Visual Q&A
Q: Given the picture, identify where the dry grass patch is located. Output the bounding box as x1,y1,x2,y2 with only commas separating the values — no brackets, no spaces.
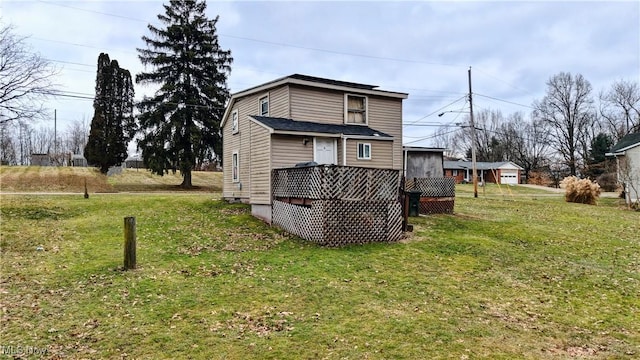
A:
0,166,222,193
0,166,113,192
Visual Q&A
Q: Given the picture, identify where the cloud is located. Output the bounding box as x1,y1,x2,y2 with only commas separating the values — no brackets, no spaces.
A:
1,0,638,148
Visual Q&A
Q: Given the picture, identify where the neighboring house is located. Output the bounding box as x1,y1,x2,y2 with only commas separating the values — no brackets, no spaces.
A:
221,74,408,222
444,160,523,185
403,146,445,179
606,132,640,205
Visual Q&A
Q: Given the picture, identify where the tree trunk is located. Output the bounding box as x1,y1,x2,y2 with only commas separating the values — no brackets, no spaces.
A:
181,170,192,188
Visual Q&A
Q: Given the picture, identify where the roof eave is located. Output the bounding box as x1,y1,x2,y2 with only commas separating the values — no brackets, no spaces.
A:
612,142,640,153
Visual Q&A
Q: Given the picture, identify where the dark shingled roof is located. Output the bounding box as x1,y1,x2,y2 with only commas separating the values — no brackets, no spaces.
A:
288,74,378,90
610,132,640,153
251,116,392,137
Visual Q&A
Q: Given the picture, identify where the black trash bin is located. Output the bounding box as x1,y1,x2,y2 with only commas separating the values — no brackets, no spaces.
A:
407,190,422,217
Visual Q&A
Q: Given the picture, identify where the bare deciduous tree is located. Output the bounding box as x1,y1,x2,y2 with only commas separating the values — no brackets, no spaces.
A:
0,24,58,124
65,118,89,155
599,80,640,140
499,113,552,181
533,72,595,176
0,121,17,164
430,125,463,158
473,109,506,162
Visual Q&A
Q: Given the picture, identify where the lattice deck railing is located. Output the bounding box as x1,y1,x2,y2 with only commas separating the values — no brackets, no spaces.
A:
272,165,400,201
405,177,455,214
271,165,403,246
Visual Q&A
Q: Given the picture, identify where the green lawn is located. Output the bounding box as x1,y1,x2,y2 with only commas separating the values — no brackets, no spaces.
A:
1,192,638,359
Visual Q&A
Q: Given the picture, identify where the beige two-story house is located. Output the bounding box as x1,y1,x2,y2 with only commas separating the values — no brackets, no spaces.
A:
221,74,408,222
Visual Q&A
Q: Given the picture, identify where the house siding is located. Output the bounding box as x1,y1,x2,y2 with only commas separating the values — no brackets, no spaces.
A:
269,85,289,118
289,87,402,169
222,111,246,200
271,134,314,169
289,85,344,124
623,146,640,201
368,96,403,170
345,139,393,168
223,93,266,201
249,122,271,205
222,86,291,202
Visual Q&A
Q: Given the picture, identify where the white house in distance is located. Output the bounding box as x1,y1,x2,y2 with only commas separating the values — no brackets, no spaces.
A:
607,132,640,205
220,74,408,222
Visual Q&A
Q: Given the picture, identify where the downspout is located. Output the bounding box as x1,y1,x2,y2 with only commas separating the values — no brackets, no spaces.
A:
342,134,347,166
403,148,407,179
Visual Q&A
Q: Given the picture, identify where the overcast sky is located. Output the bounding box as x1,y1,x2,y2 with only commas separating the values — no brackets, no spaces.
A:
2,0,639,149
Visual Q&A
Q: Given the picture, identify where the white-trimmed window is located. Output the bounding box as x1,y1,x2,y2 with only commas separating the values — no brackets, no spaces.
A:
345,94,367,124
259,96,269,116
231,110,239,134
232,151,239,183
357,142,371,160
452,170,459,176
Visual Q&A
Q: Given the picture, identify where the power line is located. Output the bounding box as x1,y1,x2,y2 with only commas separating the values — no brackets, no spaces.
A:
403,95,467,127
474,67,535,97
36,0,148,23
45,58,94,68
32,36,137,55
404,128,461,146
474,93,535,109
34,0,466,68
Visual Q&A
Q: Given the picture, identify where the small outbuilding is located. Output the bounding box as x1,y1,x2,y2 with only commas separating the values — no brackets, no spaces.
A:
70,154,87,167
403,146,445,178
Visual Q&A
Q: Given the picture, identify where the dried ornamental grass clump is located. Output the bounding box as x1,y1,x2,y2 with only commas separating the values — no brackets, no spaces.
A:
560,176,601,205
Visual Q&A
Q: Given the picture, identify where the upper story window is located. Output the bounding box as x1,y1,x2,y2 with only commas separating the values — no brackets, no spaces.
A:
231,110,239,134
345,94,367,124
259,96,269,116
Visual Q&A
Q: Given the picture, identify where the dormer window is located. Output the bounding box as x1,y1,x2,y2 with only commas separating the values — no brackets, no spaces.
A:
345,94,367,124
231,110,239,134
259,96,269,116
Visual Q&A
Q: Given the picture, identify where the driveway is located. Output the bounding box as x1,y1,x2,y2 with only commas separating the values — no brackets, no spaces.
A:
518,184,620,198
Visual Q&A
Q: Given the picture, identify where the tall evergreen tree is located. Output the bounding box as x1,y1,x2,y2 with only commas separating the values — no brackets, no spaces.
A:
136,0,232,187
84,53,135,173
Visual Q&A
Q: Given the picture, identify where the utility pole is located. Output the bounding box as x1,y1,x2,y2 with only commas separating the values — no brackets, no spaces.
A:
468,67,478,198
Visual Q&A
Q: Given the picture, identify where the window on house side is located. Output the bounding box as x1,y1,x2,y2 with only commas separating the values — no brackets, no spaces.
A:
231,110,239,134
452,170,458,176
259,96,269,116
357,143,371,160
232,152,239,182
346,95,367,124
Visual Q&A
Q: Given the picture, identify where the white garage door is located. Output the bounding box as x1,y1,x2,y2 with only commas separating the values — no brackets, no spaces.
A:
500,169,518,184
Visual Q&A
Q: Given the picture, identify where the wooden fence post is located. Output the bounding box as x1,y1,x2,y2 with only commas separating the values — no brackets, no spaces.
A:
124,217,136,270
